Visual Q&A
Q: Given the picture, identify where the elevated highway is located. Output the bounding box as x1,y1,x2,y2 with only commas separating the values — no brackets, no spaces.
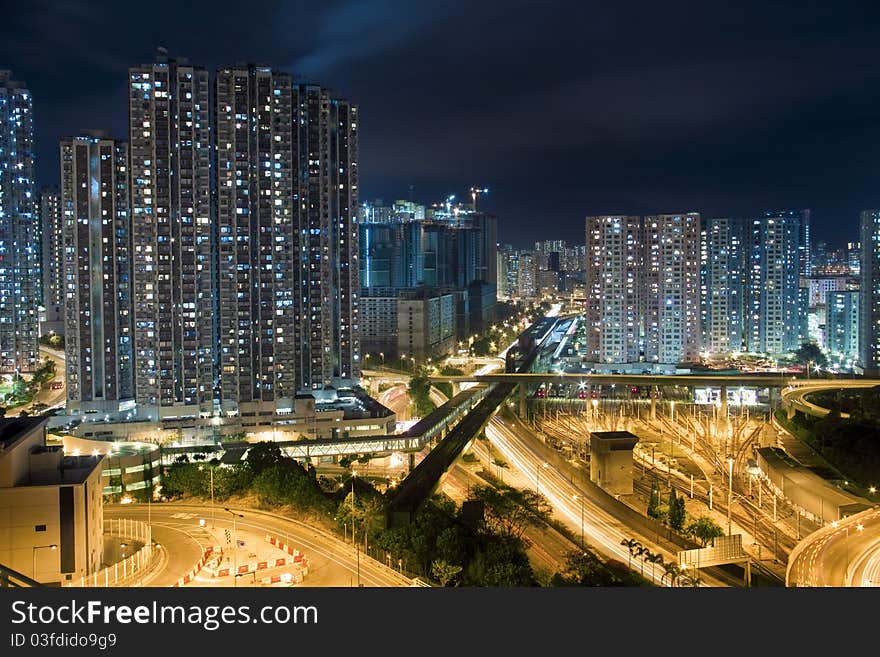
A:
780,379,880,419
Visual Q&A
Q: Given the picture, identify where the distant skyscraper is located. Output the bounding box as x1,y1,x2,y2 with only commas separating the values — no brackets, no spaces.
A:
763,210,811,344
215,65,296,415
584,216,642,364
827,290,859,364
60,132,133,414
129,55,213,418
847,241,861,276
746,212,803,355
860,210,880,374
0,71,38,373
700,217,744,355
292,84,360,392
517,251,537,300
39,186,64,335
644,213,701,363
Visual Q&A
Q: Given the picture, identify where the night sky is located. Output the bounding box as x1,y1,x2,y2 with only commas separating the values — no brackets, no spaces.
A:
4,0,880,249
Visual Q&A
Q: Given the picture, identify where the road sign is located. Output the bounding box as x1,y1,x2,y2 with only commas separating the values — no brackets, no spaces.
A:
678,534,748,568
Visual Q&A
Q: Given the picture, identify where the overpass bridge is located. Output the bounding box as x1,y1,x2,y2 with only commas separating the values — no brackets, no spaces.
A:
779,379,880,419
430,372,797,419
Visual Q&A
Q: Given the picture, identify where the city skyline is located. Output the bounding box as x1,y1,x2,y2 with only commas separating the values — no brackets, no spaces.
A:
4,2,880,248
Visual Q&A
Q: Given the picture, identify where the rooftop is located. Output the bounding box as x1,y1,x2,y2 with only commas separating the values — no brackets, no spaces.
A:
0,416,49,451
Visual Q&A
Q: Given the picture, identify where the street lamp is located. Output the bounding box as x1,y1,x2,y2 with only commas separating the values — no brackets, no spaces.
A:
727,456,734,535
351,472,361,587
199,464,215,528
572,494,584,548
536,461,548,494
224,508,245,587
32,544,57,581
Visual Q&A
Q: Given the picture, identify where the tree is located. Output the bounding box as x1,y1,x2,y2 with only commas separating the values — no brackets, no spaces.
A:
471,484,551,540
245,441,283,475
687,516,724,547
620,538,641,569
431,559,462,586
794,342,828,368
634,544,648,577
661,560,681,587
645,550,664,581
647,477,661,519
667,489,686,531
407,370,434,417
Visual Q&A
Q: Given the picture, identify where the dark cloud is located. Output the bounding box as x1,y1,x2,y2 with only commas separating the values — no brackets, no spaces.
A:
3,0,880,248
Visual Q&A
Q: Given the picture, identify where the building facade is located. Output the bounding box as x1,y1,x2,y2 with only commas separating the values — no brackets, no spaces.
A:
746,212,803,355
0,71,39,373
39,187,64,336
584,216,643,364
860,210,880,374
293,84,361,394
644,213,701,364
0,417,104,585
128,56,214,419
215,65,296,417
827,289,859,364
60,132,134,416
700,217,744,355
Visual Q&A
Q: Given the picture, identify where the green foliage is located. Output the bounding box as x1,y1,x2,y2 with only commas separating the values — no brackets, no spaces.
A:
39,333,64,349
434,381,454,400
687,516,724,547
31,360,56,386
778,399,880,488
470,484,551,540
245,441,283,476
374,494,537,586
431,559,463,586
550,549,643,587
407,370,435,417
793,342,828,367
667,488,687,531
438,365,464,376
464,538,535,586
252,461,331,513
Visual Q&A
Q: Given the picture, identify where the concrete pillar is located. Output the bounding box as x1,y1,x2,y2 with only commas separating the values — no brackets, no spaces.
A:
720,385,729,419
450,381,461,397
650,387,657,421
519,383,527,417
744,560,751,587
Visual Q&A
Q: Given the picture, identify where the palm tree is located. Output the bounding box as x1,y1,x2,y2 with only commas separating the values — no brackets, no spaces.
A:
661,560,681,587
646,552,664,582
620,538,641,570
635,545,648,577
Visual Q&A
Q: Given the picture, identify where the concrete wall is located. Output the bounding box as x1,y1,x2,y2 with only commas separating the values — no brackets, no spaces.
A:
0,466,103,584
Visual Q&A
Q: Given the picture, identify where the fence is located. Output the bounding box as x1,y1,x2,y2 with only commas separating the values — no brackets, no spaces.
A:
71,518,157,587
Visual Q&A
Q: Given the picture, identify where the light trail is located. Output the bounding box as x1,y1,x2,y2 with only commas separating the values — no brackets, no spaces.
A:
485,416,674,585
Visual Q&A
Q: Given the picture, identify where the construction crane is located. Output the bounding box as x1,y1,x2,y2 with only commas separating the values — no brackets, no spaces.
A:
470,186,489,211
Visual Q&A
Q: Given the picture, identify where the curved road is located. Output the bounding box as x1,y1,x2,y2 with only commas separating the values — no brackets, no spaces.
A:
781,379,880,419
787,507,880,586
107,503,412,587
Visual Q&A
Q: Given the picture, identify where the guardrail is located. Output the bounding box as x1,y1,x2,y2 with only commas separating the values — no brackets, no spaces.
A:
71,518,157,587
0,564,42,587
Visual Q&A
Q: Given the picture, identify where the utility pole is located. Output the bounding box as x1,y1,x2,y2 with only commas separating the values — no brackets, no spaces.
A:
224,508,245,587
351,473,361,587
